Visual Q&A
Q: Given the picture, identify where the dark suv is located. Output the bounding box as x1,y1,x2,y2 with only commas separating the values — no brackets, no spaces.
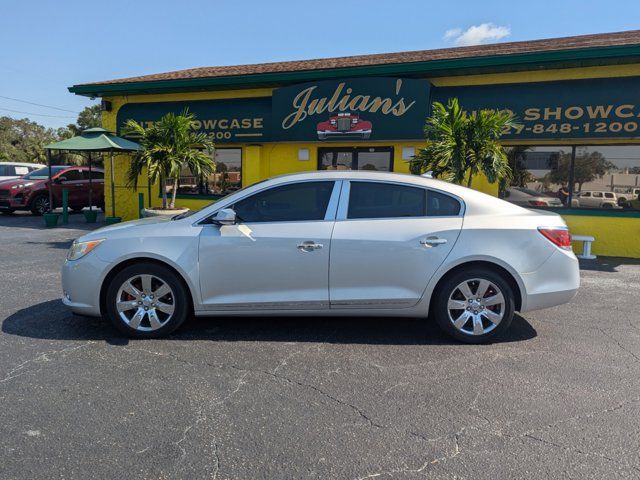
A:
0,165,104,215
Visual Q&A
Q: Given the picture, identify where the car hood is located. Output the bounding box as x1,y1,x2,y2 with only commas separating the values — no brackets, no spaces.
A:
77,215,175,242
0,177,45,189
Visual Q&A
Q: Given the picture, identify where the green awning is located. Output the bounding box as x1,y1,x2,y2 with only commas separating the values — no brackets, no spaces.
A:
45,128,140,152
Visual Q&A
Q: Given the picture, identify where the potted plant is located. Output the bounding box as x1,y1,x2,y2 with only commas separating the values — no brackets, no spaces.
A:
43,212,60,228
410,98,517,188
123,110,215,217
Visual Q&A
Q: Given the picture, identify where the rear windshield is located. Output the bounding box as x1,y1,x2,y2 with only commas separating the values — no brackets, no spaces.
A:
23,166,67,180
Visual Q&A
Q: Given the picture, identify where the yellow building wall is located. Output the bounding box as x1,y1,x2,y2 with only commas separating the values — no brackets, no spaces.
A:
100,63,640,257
565,215,640,258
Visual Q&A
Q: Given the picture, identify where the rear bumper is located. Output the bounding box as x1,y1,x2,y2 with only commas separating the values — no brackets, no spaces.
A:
519,248,580,312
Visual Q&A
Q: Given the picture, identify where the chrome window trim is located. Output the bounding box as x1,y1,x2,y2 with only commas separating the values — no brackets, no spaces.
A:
335,181,351,220
324,180,343,221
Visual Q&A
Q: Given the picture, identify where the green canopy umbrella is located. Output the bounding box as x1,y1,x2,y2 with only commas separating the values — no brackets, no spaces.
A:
44,128,140,220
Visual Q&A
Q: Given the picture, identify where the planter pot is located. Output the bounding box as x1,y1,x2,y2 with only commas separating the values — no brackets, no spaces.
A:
142,207,189,218
104,216,122,225
84,210,98,223
43,213,60,228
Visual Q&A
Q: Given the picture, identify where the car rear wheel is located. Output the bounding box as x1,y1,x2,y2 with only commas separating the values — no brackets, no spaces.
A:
432,267,515,344
30,194,50,215
104,263,190,338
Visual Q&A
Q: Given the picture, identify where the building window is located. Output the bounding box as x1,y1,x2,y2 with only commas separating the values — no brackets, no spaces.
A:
318,147,393,172
503,145,640,211
165,148,242,198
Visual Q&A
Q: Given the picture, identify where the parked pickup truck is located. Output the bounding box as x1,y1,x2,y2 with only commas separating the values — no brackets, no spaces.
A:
0,165,104,215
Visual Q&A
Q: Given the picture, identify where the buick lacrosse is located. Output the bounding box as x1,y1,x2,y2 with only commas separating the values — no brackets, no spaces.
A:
62,171,579,343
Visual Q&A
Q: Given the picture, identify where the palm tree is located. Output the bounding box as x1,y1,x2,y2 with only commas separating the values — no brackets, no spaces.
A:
123,110,215,209
410,98,518,188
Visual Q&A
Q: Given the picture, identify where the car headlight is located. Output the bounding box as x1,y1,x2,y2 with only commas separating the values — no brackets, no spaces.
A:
67,239,104,261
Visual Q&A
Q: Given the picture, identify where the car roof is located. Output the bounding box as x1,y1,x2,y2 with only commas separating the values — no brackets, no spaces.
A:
54,165,104,171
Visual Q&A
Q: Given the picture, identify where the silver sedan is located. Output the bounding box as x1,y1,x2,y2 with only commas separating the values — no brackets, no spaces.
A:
62,171,579,343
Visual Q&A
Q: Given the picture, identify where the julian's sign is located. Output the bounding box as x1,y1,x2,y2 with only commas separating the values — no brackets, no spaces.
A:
272,78,431,141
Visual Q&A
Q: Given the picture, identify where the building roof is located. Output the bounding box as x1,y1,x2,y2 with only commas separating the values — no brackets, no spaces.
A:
70,30,640,97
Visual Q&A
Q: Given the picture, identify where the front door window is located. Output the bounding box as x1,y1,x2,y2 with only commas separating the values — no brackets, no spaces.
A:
318,147,393,172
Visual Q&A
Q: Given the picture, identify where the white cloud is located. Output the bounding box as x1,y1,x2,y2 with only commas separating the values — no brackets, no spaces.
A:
444,28,462,41
444,23,511,47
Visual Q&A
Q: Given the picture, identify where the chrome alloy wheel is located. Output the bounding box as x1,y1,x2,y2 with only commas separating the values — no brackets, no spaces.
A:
447,278,505,336
115,274,175,331
33,196,50,215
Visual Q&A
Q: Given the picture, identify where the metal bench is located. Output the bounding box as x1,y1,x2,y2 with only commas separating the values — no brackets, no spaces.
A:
572,235,596,260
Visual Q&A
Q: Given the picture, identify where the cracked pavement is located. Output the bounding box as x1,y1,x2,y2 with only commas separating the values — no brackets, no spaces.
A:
1,212,640,479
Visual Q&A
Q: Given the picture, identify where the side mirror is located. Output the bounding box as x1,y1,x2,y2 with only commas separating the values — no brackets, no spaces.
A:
211,208,236,225
55,176,67,183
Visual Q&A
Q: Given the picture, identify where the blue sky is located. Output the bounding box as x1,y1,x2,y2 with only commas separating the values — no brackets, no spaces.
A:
2,0,640,129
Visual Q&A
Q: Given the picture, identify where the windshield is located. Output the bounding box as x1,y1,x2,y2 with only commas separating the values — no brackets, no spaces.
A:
22,166,67,180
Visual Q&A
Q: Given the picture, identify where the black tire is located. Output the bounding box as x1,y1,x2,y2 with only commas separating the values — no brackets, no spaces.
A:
432,267,515,344
104,262,191,339
30,194,50,216
70,207,84,213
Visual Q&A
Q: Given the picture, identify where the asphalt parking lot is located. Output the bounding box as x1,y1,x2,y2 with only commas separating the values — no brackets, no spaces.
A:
1,212,639,479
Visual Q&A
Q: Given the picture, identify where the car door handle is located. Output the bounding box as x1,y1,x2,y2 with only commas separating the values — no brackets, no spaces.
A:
297,241,323,252
420,236,448,247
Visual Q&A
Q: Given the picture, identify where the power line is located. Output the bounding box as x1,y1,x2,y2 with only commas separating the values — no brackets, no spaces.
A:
0,95,79,113
0,107,76,119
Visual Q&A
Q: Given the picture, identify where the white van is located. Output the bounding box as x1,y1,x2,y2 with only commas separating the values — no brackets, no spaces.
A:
0,162,46,182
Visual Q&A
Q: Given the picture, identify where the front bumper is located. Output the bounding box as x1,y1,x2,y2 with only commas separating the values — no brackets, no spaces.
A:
519,248,580,312
0,195,28,209
61,254,110,317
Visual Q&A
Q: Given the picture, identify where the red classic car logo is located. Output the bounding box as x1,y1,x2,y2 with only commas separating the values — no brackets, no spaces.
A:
317,113,372,140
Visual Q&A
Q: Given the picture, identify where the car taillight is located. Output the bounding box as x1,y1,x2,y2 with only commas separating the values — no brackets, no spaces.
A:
538,227,572,250
528,200,547,207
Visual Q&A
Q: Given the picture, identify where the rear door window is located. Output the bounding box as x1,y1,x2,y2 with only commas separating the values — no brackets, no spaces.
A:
347,182,426,219
346,182,461,219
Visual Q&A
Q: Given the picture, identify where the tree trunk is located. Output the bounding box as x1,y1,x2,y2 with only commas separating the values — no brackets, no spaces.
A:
466,170,474,188
170,177,179,209
161,177,168,209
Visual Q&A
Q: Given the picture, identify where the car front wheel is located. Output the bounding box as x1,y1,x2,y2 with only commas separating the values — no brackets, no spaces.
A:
30,194,50,215
432,267,515,344
104,263,190,338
